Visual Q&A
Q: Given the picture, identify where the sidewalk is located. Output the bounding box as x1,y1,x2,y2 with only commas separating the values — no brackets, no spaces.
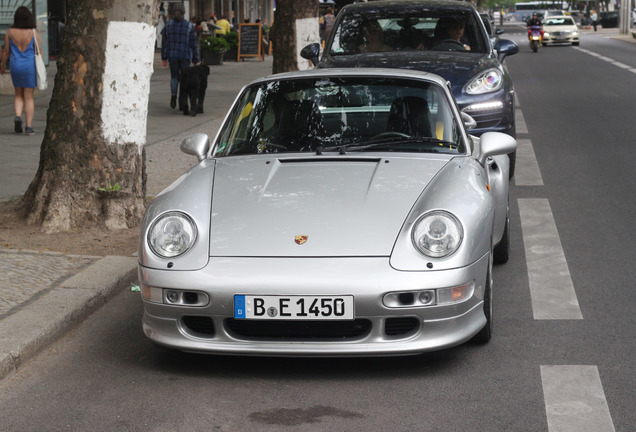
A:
0,53,273,380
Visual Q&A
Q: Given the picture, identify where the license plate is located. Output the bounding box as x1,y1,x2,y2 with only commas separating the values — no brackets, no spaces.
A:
234,295,354,320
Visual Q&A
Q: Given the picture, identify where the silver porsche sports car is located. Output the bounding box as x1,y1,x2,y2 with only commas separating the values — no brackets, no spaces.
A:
138,68,516,357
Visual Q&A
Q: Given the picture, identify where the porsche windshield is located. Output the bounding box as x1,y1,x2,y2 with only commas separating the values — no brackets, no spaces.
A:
215,76,465,156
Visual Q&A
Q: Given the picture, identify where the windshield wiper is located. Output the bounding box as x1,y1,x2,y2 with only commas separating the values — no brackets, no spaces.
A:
320,136,460,154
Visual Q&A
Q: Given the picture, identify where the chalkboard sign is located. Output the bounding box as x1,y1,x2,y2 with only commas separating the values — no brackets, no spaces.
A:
238,23,262,61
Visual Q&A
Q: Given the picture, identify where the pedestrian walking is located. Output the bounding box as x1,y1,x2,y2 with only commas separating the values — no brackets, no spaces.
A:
320,7,336,46
161,2,200,111
590,10,598,32
0,6,41,135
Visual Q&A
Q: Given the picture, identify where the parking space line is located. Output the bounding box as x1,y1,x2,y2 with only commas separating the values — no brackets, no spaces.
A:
541,365,615,432
514,138,543,186
518,198,582,320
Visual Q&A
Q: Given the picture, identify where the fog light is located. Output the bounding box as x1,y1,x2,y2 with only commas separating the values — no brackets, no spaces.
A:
166,291,180,303
419,290,435,305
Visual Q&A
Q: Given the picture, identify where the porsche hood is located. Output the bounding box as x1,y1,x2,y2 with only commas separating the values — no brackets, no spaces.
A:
209,155,451,257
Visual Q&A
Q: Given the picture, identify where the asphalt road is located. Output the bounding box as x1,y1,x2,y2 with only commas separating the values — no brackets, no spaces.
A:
0,28,634,431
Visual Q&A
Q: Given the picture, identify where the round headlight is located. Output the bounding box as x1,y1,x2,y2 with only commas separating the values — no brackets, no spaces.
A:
412,211,463,258
148,212,197,258
464,69,503,95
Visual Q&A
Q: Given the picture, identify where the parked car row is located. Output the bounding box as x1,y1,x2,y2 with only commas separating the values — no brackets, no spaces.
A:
138,0,520,357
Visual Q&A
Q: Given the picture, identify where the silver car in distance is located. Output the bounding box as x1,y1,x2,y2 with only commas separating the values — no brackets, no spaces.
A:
138,68,516,357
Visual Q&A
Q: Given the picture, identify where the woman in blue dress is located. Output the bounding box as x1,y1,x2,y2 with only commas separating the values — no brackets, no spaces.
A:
0,6,41,135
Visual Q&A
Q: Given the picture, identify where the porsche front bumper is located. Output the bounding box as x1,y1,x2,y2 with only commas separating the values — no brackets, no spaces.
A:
139,254,490,357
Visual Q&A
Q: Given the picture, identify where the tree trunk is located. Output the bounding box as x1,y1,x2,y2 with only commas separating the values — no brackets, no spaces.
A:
271,0,318,74
20,0,159,233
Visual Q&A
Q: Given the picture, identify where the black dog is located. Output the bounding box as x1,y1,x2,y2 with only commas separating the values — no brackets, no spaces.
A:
179,64,210,116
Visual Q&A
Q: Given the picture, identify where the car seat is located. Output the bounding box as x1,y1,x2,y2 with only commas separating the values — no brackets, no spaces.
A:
386,96,432,137
278,100,325,150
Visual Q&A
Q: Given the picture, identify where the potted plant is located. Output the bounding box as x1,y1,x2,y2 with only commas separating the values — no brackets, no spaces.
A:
200,35,229,65
223,31,239,62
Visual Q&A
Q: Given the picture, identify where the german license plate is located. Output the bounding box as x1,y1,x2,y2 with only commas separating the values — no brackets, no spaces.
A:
234,295,354,320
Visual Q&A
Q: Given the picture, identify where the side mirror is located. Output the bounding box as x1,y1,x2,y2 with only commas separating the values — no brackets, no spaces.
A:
477,132,517,166
496,29,504,35
180,133,210,162
462,112,477,130
497,39,519,62
300,43,321,67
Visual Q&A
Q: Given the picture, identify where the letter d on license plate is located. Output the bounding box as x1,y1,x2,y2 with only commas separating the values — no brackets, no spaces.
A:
234,295,354,320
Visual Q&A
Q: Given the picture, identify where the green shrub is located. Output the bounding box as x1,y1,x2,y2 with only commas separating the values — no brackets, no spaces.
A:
224,31,238,48
200,35,229,53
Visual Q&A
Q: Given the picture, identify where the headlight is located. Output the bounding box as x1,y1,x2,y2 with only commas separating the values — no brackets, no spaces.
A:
412,211,463,258
464,69,503,95
543,32,551,37
148,211,197,258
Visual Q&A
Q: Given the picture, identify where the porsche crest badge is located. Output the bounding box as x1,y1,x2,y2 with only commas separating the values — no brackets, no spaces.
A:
294,235,308,245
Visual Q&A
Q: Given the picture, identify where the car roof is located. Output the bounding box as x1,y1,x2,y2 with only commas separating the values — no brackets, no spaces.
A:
249,67,449,88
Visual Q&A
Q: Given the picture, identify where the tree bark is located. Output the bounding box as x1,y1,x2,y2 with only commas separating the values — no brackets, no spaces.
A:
271,0,318,74
20,0,159,233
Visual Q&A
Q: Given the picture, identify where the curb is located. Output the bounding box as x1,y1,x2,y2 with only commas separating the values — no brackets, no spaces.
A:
0,255,137,380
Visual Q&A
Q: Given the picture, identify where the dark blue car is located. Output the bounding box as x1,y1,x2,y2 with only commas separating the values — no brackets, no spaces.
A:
302,0,519,176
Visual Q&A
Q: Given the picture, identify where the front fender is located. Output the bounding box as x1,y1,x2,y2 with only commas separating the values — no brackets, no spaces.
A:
139,160,216,271
390,158,494,271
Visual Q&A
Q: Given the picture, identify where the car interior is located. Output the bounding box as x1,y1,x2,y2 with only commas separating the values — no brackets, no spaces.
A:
330,12,487,55
216,78,463,155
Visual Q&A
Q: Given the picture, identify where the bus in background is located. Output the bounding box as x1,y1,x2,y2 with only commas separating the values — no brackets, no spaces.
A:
513,1,568,22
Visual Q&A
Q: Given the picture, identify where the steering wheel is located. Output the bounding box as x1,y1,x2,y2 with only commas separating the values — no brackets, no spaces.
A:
434,39,467,51
370,131,411,140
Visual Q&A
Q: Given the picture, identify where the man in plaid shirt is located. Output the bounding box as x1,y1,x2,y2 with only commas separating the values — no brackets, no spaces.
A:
161,3,200,110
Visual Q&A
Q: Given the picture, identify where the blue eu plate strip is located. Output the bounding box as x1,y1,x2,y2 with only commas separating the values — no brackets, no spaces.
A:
234,295,246,319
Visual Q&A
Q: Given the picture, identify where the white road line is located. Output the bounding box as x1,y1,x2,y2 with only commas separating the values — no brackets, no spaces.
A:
573,47,636,73
541,365,616,432
515,108,528,134
611,61,631,69
515,138,543,186
518,198,582,320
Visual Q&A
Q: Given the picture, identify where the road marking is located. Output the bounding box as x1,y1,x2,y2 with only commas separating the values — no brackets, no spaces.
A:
518,198,582,320
611,61,631,69
541,365,615,432
573,47,636,74
515,139,543,186
515,108,528,134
